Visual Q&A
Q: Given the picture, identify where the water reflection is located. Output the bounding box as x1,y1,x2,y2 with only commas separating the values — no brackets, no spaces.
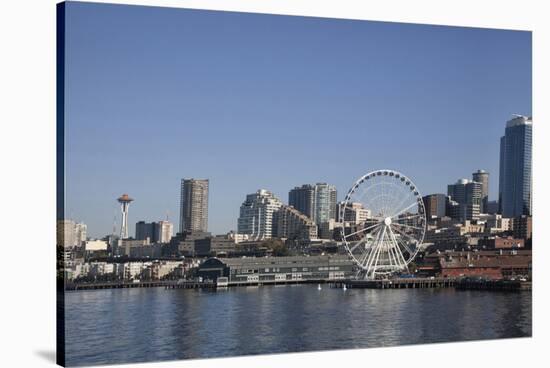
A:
64,285,531,367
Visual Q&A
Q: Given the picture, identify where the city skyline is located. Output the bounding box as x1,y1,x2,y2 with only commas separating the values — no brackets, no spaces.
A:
63,3,532,238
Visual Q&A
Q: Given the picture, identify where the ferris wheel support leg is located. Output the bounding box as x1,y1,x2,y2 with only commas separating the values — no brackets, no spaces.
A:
363,227,383,279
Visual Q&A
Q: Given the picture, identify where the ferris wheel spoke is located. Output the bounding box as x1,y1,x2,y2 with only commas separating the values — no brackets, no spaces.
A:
369,226,386,273
364,226,384,271
344,222,382,239
363,226,384,266
396,236,415,259
388,227,409,268
386,232,399,268
394,213,422,222
387,236,399,268
349,228,377,253
390,226,417,255
391,222,424,231
390,201,419,219
355,226,380,267
390,224,417,242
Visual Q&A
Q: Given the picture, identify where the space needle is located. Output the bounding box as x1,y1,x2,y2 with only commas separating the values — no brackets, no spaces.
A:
117,194,134,239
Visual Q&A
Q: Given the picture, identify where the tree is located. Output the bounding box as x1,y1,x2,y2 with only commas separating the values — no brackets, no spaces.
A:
260,238,289,256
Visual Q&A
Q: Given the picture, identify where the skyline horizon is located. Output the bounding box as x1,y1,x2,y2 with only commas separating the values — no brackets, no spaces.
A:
68,148,521,239
63,3,532,238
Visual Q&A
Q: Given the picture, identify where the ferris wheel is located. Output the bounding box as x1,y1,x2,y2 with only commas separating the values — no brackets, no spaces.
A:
340,170,426,279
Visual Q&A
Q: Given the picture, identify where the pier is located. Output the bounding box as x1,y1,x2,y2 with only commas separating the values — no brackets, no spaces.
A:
66,277,531,292
65,280,216,291
455,278,531,291
340,277,456,289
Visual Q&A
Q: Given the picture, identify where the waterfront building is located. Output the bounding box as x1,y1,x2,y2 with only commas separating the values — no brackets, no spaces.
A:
437,249,531,279
122,262,146,280
273,205,318,241
499,115,532,217
88,262,115,278
472,170,489,213
447,179,482,221
237,189,283,240
422,194,447,219
179,178,209,233
196,255,355,283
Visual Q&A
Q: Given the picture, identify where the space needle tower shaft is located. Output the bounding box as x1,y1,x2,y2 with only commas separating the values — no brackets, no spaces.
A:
117,194,134,239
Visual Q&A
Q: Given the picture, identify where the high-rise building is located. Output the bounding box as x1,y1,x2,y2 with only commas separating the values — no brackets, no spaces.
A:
155,220,174,243
273,205,318,241
57,220,87,247
499,115,532,217
422,194,447,219
447,179,482,221
314,183,337,225
136,220,174,243
237,189,283,240
179,179,209,233
472,170,489,213
289,183,337,225
57,219,76,248
288,184,315,219
135,221,155,242
74,222,87,246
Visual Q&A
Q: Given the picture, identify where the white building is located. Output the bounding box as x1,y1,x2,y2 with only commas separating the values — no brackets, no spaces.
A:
156,220,173,243
84,240,108,252
482,214,513,233
337,202,371,224
227,232,249,243
57,219,88,247
123,262,146,280
237,189,283,240
74,222,87,245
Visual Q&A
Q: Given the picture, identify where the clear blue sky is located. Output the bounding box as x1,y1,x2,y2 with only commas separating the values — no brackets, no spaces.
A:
63,2,532,238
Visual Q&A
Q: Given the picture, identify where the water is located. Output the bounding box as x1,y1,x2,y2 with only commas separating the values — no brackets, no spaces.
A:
64,285,531,366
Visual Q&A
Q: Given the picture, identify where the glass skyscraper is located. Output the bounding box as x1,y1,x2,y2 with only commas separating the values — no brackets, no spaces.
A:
288,183,337,225
498,115,532,218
